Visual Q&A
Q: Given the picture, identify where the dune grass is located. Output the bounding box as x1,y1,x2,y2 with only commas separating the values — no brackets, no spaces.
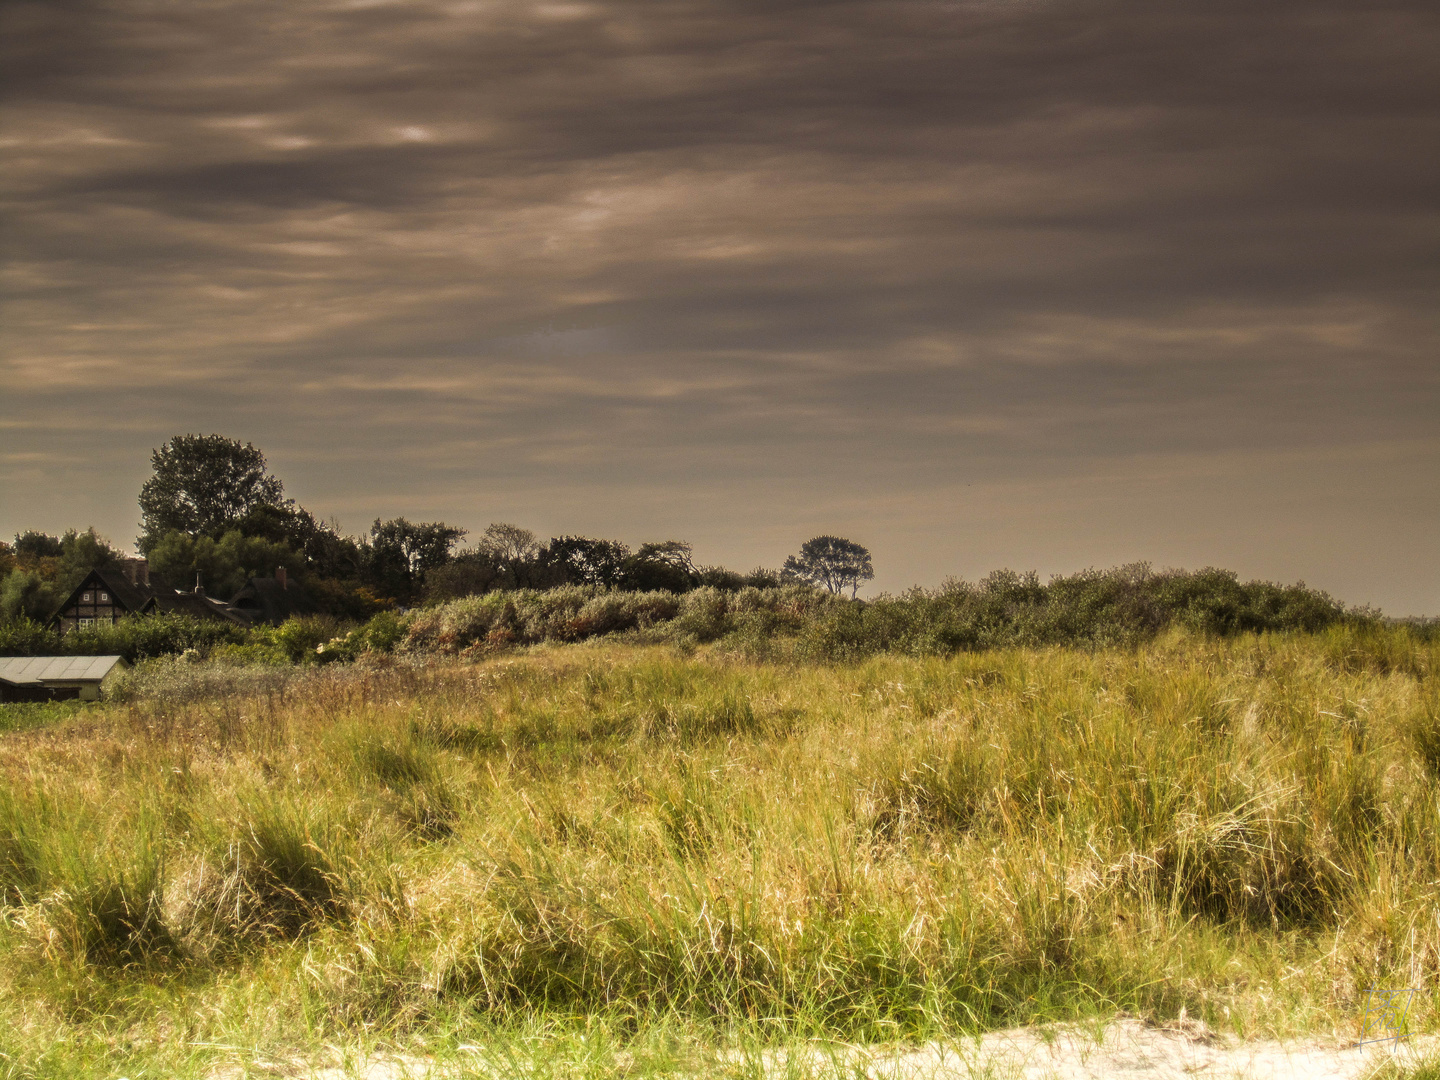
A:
0,625,1436,1077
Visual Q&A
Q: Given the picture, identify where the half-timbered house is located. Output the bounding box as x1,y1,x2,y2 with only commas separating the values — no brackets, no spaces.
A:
51,566,158,632
50,560,248,632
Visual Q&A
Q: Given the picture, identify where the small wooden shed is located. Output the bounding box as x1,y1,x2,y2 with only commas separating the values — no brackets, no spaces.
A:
0,656,129,703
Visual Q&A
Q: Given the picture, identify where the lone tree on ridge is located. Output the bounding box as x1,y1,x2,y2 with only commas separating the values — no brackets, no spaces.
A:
783,535,874,597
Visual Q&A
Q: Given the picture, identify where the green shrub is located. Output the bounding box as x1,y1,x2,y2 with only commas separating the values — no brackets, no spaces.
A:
0,570,62,622
0,617,60,656
354,610,407,652
69,614,249,662
0,613,251,661
3,565,1364,669
675,587,733,642
208,641,289,665
255,615,344,662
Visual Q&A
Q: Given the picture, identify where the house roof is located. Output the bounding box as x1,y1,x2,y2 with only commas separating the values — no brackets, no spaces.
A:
50,566,249,626
155,590,250,625
0,655,127,685
230,575,317,623
64,567,158,615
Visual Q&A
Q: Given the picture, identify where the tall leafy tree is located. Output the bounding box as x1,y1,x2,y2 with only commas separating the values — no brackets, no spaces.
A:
370,519,466,577
13,531,63,559
544,536,630,587
783,536,874,597
622,540,699,592
57,528,123,590
139,435,286,549
0,570,60,621
368,518,466,599
479,523,540,567
233,503,366,578
1,528,122,605
148,529,303,598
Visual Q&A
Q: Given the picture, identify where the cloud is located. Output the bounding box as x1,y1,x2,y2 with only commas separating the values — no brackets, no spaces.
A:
1,0,1437,609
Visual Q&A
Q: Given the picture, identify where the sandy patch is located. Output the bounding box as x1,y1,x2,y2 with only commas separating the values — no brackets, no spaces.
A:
757,1019,1437,1079
204,1056,431,1080
203,1019,1437,1078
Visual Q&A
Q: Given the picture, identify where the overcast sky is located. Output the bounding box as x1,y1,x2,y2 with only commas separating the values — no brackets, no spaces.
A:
2,0,1437,612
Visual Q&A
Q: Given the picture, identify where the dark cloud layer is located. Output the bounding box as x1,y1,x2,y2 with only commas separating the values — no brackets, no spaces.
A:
2,0,1438,610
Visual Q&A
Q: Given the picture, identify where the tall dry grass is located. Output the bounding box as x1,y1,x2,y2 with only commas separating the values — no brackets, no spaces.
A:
0,626,1436,1076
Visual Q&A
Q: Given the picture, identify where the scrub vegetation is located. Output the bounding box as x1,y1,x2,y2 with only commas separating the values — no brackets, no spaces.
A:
0,625,1438,1077
0,562,1364,664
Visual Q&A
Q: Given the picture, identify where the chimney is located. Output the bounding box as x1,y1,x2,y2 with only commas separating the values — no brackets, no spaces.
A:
194,572,204,596
276,566,288,590
121,557,150,589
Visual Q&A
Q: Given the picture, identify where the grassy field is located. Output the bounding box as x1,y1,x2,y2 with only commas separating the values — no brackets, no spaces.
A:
1,626,1438,1077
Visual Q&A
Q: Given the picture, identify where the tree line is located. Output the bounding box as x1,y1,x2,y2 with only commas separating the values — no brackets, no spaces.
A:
1,434,874,622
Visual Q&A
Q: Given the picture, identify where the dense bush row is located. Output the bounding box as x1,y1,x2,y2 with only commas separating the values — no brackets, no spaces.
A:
0,613,251,662
407,565,1354,659
0,565,1364,665
403,583,829,653
788,565,1351,660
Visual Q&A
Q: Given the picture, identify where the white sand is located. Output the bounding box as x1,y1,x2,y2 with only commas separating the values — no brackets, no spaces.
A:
752,1019,1436,1079
205,1019,1437,1078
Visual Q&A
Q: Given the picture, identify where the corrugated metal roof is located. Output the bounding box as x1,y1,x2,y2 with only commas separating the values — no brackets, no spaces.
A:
0,656,126,685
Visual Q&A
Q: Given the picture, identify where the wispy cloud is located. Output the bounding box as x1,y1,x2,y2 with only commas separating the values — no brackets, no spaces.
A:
2,0,1438,609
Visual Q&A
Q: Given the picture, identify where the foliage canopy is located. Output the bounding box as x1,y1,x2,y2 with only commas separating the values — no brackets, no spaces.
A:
139,435,286,548
784,535,874,597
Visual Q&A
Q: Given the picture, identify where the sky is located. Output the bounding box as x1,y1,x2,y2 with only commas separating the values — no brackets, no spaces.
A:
2,0,1437,613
